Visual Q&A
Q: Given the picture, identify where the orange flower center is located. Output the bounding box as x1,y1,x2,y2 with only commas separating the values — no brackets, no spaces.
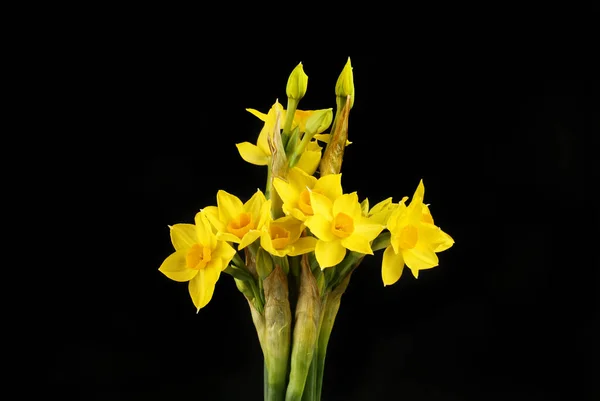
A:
298,189,314,215
398,224,418,249
227,212,255,239
332,212,354,238
270,225,291,250
186,243,212,270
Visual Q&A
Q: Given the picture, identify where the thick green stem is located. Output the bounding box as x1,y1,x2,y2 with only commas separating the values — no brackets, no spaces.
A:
315,274,352,401
286,256,321,401
264,266,292,401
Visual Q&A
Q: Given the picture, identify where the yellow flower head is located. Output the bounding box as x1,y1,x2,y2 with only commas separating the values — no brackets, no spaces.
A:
381,180,454,286
159,212,236,312
236,103,326,175
260,215,317,257
273,167,342,222
304,191,384,268
203,189,271,250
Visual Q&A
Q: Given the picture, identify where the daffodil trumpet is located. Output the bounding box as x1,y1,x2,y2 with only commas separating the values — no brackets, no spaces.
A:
158,58,454,401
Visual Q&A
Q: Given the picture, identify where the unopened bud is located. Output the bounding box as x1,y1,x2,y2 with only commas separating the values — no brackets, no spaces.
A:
335,57,355,108
305,108,333,137
256,247,274,279
286,62,308,101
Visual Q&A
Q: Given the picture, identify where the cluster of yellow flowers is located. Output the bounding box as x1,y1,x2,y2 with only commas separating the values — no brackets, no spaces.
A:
159,59,454,313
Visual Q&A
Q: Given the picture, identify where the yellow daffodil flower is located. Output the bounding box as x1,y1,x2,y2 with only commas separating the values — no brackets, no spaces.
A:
236,101,284,166
260,215,317,257
236,102,325,175
305,191,384,268
203,189,271,250
273,167,342,222
381,180,454,285
159,212,236,311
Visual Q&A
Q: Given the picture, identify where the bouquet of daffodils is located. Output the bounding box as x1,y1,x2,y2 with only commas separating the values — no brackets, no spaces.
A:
158,59,454,401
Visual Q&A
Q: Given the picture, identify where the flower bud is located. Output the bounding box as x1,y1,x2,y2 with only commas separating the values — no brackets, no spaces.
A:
234,277,255,300
286,62,308,101
305,108,333,137
335,57,355,108
256,247,274,280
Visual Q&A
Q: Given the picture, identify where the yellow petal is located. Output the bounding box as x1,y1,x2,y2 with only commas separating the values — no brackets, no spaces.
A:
246,108,268,121
290,207,308,221
217,190,244,225
315,239,346,268
212,241,236,266
274,177,300,208
414,179,425,201
288,236,317,256
309,191,333,220
296,148,321,176
382,246,405,286
305,214,335,242
170,224,197,251
402,244,439,271
244,189,267,221
341,234,373,255
159,250,198,282
333,192,361,219
188,264,221,312
289,167,317,194
239,230,261,250
216,232,241,243
314,173,343,201
202,206,225,232
434,230,454,252
236,142,269,166
257,199,272,229
355,219,384,241
387,199,408,233
407,181,425,223
194,212,216,249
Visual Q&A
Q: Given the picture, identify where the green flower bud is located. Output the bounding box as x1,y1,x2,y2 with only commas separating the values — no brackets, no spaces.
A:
335,57,355,108
286,62,308,101
305,108,333,137
256,247,274,280
234,277,255,300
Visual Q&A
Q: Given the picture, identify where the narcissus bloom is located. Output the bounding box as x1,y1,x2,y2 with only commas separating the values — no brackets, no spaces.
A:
273,167,342,222
159,213,236,311
381,180,454,285
203,189,271,250
305,191,384,268
236,102,325,175
260,215,317,257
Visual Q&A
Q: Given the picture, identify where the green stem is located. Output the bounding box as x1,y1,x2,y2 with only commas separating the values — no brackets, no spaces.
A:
301,354,317,401
315,274,352,401
282,97,299,147
264,361,269,401
264,266,291,401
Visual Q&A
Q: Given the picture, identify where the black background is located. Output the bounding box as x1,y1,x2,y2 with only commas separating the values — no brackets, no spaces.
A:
42,23,598,401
